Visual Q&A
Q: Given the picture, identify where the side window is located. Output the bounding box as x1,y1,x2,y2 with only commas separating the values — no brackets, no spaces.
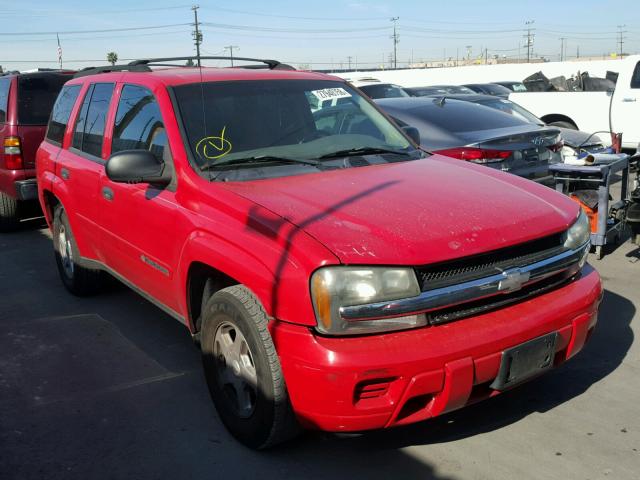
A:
0,78,10,123
46,85,81,144
112,85,168,161
72,83,114,157
631,62,640,89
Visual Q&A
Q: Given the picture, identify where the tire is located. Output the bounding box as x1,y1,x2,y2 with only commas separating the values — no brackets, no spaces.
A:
548,120,577,130
52,205,103,296
0,191,19,232
201,285,299,449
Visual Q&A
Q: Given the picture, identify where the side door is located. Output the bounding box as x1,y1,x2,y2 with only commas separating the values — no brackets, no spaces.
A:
54,82,115,260
612,60,640,146
99,84,180,312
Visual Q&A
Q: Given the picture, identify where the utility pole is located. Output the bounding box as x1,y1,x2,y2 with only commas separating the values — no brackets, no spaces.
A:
617,25,626,58
485,48,488,65
224,45,239,66
577,45,580,59
390,17,399,69
560,37,566,61
347,56,352,70
191,5,202,67
524,20,535,63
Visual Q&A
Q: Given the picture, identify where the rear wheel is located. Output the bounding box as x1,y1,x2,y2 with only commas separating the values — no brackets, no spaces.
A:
52,205,103,296
0,192,19,232
200,285,299,449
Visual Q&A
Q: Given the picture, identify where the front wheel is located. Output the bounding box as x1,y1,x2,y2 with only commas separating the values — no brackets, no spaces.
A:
52,205,103,296
200,285,299,449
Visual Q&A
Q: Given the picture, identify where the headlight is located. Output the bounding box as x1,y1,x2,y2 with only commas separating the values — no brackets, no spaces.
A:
564,209,591,250
311,266,425,335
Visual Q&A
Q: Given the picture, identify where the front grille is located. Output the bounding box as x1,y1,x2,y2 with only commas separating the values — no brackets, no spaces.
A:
416,232,565,291
427,272,576,325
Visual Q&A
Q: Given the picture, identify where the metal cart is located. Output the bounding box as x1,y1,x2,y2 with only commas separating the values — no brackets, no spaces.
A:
549,155,630,259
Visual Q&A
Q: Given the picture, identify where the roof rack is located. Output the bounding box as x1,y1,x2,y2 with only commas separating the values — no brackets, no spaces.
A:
72,56,295,78
128,56,293,70
73,64,151,78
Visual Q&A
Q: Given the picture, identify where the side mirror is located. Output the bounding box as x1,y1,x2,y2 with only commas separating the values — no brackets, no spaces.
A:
402,126,421,145
106,150,171,186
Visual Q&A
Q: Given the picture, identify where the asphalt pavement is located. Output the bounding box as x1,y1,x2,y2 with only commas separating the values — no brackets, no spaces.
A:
0,219,638,480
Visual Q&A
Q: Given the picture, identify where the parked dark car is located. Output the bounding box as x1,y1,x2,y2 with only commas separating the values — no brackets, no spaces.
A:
356,82,409,99
376,97,563,183
462,83,512,98
434,94,605,153
0,70,74,230
494,81,528,92
405,85,475,96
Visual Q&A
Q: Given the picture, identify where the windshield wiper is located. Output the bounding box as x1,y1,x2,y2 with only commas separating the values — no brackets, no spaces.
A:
202,155,323,171
317,146,413,160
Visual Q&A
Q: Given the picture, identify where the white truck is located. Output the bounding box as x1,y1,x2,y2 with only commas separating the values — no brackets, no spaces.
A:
337,55,640,150
510,55,640,150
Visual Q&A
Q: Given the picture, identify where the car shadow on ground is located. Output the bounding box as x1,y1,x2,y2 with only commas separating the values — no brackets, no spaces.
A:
0,226,633,479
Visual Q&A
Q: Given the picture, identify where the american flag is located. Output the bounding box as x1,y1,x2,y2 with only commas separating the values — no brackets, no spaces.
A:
56,34,62,67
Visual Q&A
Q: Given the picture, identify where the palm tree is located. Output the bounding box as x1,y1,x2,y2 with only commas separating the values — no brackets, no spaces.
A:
106,52,118,66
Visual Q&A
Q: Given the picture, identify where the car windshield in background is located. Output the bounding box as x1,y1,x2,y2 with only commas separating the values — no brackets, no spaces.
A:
17,74,71,125
173,80,417,180
477,98,543,125
358,83,409,99
510,83,528,92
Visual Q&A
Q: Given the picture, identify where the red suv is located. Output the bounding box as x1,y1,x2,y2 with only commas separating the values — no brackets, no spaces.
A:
0,70,74,230
36,57,602,449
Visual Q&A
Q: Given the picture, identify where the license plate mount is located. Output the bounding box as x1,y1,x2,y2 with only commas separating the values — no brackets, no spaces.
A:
490,332,558,391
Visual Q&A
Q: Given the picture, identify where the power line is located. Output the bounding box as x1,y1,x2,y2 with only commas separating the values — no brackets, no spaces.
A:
0,23,191,36
224,45,239,66
390,17,399,69
524,20,535,62
192,5,202,67
200,22,390,33
618,25,627,57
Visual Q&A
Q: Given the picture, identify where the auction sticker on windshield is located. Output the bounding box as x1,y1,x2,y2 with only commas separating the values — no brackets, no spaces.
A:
311,88,352,101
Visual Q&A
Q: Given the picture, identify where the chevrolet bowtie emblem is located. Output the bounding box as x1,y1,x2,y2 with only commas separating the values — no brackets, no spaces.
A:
498,268,530,293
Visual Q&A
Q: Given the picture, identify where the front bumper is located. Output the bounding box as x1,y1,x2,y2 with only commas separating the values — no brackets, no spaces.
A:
273,265,602,432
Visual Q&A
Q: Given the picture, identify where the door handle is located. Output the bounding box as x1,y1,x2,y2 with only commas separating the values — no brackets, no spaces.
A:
102,186,114,201
61,168,70,180
622,97,637,102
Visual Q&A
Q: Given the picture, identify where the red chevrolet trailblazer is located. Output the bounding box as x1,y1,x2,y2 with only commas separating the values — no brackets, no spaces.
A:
36,57,601,449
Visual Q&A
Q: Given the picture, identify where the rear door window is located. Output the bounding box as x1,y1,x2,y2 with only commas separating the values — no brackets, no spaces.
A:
72,83,114,158
17,74,70,125
46,85,81,145
111,85,168,161
0,78,10,123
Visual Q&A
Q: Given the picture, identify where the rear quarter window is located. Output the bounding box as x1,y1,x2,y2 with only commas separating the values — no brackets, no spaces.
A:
0,78,10,123
17,75,71,125
46,85,82,145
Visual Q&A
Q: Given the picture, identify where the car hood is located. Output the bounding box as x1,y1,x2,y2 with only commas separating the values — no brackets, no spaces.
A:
221,155,578,265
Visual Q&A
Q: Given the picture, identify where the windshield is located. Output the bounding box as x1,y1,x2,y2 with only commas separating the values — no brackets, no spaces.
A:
173,79,416,180
477,98,543,125
358,83,409,99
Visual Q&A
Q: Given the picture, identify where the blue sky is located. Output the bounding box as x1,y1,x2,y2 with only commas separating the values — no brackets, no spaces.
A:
1,0,638,71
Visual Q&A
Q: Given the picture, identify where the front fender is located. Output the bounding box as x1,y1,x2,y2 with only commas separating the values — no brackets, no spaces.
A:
177,225,339,330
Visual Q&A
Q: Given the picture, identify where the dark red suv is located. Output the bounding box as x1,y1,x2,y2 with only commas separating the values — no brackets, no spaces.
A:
0,70,73,230
36,57,601,449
